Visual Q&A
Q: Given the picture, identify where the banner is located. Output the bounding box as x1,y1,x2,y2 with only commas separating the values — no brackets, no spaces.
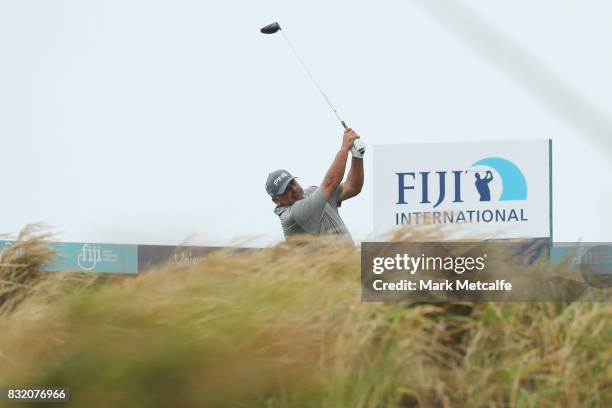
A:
0,240,138,274
0,240,253,274
373,139,552,240
49,242,139,274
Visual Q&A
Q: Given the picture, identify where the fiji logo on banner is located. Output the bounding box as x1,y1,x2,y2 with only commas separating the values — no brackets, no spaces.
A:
470,157,528,202
395,156,529,225
397,156,528,206
74,243,125,271
77,244,103,271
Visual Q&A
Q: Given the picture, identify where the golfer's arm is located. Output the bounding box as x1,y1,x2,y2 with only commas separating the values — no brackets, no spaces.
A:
320,147,350,199
339,157,364,202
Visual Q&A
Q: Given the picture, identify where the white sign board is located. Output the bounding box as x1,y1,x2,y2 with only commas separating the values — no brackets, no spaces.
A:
373,140,552,240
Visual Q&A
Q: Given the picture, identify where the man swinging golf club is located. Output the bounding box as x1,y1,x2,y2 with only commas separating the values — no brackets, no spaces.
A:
265,128,364,242
261,21,365,241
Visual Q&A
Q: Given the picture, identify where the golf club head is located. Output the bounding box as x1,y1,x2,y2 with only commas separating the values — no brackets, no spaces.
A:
260,22,281,34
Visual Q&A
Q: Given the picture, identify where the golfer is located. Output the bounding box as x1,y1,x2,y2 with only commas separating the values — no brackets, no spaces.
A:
265,128,364,242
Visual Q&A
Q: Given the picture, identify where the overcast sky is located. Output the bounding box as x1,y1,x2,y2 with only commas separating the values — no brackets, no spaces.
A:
2,0,611,246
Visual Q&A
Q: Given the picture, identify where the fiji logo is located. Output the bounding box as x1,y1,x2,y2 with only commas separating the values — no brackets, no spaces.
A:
77,244,102,271
396,156,528,207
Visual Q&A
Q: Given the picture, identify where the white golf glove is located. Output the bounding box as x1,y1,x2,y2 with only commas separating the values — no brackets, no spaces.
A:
351,138,366,158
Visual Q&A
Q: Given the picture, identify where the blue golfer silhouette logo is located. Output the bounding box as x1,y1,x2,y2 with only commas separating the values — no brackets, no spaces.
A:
469,157,528,201
474,171,493,201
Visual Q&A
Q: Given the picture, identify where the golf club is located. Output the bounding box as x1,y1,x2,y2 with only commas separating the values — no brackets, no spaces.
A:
261,22,365,156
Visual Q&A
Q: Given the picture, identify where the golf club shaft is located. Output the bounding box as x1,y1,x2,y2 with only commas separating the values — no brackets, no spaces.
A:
279,30,347,129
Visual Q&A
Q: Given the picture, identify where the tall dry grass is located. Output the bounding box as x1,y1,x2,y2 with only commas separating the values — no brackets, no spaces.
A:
0,225,100,318
0,224,55,313
0,227,609,407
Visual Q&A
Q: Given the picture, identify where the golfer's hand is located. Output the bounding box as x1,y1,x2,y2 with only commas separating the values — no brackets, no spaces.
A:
341,128,359,152
351,138,366,158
